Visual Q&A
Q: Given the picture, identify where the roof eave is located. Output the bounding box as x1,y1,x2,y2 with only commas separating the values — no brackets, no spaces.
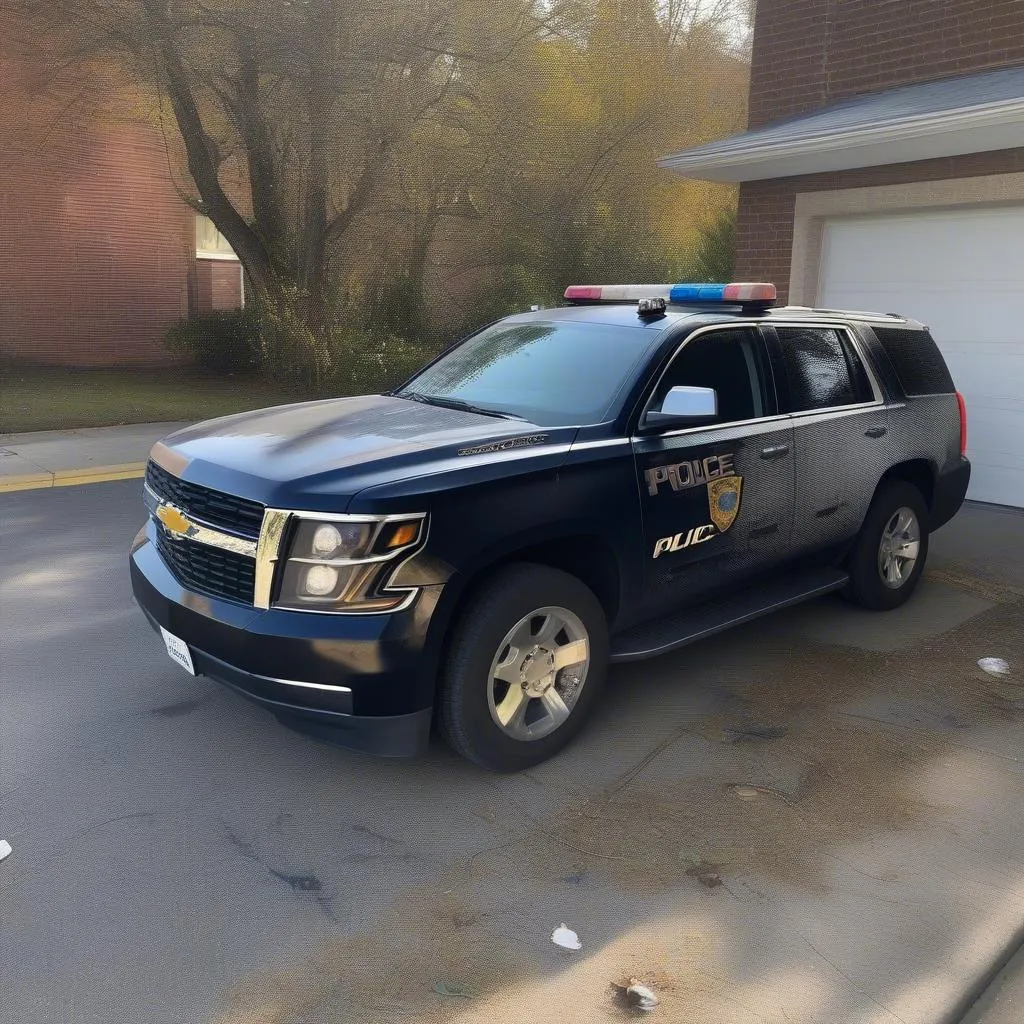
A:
658,101,1024,182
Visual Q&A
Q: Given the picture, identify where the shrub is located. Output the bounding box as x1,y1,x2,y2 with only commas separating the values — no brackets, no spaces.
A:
165,291,433,396
255,290,329,390
164,309,262,372
255,288,433,396
330,331,433,395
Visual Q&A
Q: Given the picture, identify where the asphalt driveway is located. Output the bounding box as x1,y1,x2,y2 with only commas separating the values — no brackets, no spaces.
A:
2,482,1023,1024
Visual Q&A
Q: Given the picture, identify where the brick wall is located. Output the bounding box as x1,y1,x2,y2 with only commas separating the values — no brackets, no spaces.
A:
735,147,1024,302
194,259,244,314
749,0,1024,128
0,49,241,367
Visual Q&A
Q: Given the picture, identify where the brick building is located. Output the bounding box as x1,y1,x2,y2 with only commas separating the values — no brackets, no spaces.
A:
661,0,1024,508
0,45,242,367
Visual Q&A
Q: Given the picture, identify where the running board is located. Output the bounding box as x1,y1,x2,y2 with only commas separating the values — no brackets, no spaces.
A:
609,567,849,663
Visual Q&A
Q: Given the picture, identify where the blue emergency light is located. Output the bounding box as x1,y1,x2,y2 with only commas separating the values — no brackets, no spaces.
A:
669,282,776,304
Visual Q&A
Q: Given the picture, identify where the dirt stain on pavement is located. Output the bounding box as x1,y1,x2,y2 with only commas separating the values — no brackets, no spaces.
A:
515,592,1024,895
210,887,541,1024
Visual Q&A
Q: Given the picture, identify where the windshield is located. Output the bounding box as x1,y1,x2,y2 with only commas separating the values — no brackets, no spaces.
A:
398,320,659,427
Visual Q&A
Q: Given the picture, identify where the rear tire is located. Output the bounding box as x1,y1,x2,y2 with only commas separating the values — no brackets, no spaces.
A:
843,480,929,610
438,563,609,772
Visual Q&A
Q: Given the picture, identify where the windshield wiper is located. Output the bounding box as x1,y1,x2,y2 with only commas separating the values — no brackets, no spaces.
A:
396,391,526,421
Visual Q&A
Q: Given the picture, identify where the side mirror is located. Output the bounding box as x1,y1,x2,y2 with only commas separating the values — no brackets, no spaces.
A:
643,386,718,429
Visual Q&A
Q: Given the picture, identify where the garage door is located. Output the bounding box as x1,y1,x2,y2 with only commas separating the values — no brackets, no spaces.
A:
818,206,1024,508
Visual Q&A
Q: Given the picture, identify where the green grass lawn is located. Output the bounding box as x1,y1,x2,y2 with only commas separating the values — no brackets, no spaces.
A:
1,365,308,433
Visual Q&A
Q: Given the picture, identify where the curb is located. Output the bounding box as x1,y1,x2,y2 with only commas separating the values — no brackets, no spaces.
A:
0,462,147,493
943,920,1024,1024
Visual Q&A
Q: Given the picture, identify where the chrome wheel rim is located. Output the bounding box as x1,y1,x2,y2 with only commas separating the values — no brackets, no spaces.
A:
486,606,591,742
878,506,921,589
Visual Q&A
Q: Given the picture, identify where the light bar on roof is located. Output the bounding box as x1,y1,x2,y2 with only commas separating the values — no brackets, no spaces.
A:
564,282,778,306
564,284,672,302
669,282,777,304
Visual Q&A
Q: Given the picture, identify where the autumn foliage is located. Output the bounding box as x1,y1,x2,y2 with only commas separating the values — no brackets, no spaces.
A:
4,0,750,384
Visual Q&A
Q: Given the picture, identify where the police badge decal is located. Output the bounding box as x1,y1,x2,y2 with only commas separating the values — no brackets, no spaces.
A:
707,474,743,533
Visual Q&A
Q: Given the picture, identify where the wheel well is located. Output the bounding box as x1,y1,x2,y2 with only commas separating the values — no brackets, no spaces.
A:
879,459,935,509
424,535,622,704
493,536,622,625
439,535,621,635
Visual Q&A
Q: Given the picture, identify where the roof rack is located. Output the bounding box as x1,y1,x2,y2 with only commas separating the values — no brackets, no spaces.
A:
803,307,908,323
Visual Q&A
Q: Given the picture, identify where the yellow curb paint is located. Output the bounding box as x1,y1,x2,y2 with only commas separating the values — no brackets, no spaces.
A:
0,474,54,493
0,462,146,493
53,463,147,486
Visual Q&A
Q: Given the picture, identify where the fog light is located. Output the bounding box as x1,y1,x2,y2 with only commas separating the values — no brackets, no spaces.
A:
303,564,339,596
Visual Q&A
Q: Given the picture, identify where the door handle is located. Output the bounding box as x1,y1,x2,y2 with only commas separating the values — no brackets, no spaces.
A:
760,444,790,460
865,425,887,438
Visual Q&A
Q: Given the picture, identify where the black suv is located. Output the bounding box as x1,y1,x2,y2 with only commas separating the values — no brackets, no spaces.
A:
130,283,971,771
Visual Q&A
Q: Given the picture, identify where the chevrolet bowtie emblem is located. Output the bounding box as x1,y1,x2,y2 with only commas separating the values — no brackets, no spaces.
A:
156,504,195,538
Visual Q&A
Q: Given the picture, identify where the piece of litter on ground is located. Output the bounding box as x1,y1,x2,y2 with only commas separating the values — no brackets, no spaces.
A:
0,840,10,862
432,981,476,999
551,923,582,950
731,785,760,801
683,863,724,888
617,979,659,1012
679,850,728,888
978,657,1011,676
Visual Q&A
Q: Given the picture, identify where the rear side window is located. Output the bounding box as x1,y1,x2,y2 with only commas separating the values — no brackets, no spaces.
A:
776,327,874,412
872,326,955,395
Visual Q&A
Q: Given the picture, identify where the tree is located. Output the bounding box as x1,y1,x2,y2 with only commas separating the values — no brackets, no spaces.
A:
440,0,750,320
689,205,736,281
3,0,754,374
7,0,541,329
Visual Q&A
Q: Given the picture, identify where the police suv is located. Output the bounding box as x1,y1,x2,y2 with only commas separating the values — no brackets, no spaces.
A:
130,282,971,771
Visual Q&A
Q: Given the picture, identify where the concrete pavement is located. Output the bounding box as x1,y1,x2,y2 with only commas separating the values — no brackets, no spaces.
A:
0,422,185,491
963,944,1024,1024
2,480,1023,1024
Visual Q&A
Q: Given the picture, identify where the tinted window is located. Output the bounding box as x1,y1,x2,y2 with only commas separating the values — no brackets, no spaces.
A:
402,320,658,427
872,326,955,396
653,328,768,424
777,327,874,412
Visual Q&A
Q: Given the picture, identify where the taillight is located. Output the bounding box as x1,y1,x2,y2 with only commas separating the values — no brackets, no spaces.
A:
956,391,967,456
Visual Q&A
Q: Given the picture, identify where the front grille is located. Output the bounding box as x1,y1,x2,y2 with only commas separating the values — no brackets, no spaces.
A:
145,461,265,539
155,527,256,605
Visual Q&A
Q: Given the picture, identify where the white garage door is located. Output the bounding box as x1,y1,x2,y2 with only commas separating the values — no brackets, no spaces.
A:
818,206,1024,508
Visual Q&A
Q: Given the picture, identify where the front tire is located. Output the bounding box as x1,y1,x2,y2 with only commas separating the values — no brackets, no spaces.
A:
438,563,609,772
844,479,929,610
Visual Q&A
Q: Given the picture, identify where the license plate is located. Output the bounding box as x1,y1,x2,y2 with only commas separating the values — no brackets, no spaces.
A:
160,626,196,676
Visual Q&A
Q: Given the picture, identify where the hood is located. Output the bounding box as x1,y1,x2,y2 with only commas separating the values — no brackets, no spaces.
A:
155,395,569,511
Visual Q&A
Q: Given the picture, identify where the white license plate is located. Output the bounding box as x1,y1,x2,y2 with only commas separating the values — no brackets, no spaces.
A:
160,626,196,676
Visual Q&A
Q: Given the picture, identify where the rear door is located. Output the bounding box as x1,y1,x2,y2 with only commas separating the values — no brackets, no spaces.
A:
632,325,795,617
763,323,888,557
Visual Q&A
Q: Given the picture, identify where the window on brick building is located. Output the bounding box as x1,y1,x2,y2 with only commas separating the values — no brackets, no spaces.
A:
195,214,238,260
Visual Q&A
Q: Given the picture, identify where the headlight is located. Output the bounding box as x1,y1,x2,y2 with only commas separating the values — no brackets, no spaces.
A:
273,514,426,612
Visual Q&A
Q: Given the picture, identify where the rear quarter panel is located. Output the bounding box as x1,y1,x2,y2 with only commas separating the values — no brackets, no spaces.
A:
852,322,963,495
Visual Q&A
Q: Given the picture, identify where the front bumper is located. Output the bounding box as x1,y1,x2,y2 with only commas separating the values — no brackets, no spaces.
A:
130,528,440,756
